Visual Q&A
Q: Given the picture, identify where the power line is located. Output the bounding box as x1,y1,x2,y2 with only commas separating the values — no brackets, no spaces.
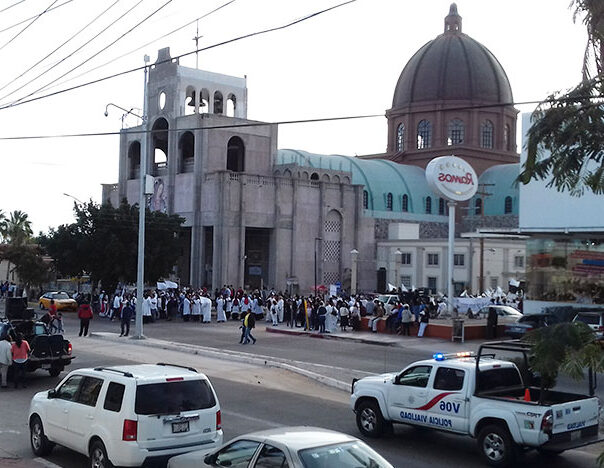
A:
0,0,124,98
0,0,72,34
0,0,358,111
0,94,602,142
1,0,153,106
40,0,238,95
0,0,27,15
0,0,60,53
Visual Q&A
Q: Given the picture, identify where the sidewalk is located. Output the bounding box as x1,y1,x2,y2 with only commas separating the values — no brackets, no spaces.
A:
265,325,484,353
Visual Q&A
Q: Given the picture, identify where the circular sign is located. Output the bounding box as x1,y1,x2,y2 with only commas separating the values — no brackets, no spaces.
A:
425,156,478,202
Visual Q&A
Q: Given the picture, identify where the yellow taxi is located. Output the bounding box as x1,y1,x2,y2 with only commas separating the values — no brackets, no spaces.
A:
39,291,78,312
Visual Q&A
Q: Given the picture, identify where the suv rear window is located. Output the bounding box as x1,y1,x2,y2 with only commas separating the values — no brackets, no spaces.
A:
135,379,216,415
477,368,522,393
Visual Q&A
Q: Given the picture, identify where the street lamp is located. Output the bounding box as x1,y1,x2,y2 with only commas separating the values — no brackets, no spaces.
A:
350,249,359,295
104,103,143,129
63,193,83,204
314,237,322,297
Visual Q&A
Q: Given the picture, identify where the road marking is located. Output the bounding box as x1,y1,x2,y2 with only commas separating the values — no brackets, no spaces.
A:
0,430,22,435
221,410,283,428
33,458,63,468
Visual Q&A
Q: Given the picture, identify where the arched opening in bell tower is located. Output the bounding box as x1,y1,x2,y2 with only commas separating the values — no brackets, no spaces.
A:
152,118,169,176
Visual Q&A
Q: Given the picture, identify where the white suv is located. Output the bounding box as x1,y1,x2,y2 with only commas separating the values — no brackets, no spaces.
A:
28,363,223,467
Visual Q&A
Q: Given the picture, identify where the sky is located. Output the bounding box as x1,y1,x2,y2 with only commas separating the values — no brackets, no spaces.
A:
0,0,588,233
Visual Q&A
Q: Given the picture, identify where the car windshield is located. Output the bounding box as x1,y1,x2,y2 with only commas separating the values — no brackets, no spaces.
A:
299,441,392,468
52,293,70,300
135,379,216,415
376,296,392,303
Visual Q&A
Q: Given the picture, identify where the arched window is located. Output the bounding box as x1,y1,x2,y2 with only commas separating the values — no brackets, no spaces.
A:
448,119,464,145
310,173,319,181
396,123,405,151
504,196,513,214
362,190,369,209
481,120,494,149
213,91,224,114
402,194,409,212
226,94,236,117
184,86,196,116
475,198,483,215
179,132,194,173
439,198,446,215
504,124,511,151
426,196,432,214
226,136,245,172
417,120,432,149
152,118,169,176
200,88,210,114
386,193,393,211
128,141,140,180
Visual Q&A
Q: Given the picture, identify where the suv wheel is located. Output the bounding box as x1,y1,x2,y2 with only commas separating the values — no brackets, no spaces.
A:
30,416,54,456
90,440,113,468
478,424,515,467
356,400,385,437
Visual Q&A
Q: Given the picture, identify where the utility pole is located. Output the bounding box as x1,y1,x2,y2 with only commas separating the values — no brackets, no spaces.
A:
134,55,150,340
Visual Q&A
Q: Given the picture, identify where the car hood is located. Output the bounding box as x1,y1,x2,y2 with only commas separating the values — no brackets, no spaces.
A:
358,372,396,385
167,448,215,468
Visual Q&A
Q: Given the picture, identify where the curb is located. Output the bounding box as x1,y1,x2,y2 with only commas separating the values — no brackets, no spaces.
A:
89,332,353,392
264,326,398,347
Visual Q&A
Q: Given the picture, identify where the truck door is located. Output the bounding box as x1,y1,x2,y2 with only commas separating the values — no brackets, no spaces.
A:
425,366,468,433
387,365,432,426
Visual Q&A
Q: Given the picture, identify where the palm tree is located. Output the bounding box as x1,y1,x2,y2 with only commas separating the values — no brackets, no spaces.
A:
0,209,7,242
519,1,604,194
5,210,33,246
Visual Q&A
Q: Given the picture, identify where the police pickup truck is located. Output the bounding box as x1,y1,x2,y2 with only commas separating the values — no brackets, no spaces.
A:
350,341,602,467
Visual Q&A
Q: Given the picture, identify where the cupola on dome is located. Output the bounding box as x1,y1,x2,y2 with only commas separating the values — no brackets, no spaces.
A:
392,3,513,108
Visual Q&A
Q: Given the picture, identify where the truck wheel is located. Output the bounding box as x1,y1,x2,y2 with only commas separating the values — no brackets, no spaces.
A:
478,424,515,467
30,416,54,456
90,440,113,468
356,400,385,437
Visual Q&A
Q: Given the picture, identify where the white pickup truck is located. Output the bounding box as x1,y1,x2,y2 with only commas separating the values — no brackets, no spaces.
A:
350,341,603,467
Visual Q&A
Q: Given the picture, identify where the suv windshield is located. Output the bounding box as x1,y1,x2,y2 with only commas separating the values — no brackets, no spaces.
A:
299,441,391,468
576,313,600,325
135,379,216,415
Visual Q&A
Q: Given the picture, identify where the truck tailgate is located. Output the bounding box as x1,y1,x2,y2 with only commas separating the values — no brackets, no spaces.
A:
551,397,599,435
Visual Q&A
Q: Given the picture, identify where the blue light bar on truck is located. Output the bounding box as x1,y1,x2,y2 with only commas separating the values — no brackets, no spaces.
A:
433,351,475,361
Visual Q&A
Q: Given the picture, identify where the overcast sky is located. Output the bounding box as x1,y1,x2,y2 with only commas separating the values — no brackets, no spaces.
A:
0,0,588,233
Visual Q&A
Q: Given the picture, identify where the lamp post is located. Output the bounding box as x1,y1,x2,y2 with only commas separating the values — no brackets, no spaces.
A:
134,55,151,339
314,237,322,297
350,249,359,295
394,248,402,289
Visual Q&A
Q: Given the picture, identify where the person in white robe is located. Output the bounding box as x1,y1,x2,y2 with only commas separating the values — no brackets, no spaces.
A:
325,301,337,333
277,297,284,323
182,295,191,322
201,295,212,323
192,295,202,320
225,296,232,320
216,296,227,322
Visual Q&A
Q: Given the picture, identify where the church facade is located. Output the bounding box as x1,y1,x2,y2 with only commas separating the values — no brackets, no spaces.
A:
103,4,526,294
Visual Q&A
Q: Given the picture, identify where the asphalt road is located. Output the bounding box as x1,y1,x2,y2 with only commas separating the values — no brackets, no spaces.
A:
0,326,602,468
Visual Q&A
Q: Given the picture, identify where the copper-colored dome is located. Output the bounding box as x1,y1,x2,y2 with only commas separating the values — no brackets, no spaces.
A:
392,4,513,108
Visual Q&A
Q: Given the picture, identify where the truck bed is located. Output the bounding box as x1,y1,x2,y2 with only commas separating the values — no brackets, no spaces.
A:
477,386,593,405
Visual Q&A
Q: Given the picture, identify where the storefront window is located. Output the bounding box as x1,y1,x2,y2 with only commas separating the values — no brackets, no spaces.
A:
526,238,604,304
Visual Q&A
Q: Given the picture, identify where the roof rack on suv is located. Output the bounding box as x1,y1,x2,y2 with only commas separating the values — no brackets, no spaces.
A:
93,367,134,378
156,362,198,373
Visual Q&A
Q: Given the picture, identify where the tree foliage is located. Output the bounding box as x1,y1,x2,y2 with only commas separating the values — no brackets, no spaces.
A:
519,1,604,194
0,243,50,288
39,200,185,293
526,322,604,403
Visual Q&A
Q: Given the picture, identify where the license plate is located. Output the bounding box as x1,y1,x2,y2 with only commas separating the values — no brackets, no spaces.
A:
172,421,189,433
571,430,581,441
41,364,51,369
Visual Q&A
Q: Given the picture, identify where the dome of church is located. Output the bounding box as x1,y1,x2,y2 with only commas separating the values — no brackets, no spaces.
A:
392,4,513,108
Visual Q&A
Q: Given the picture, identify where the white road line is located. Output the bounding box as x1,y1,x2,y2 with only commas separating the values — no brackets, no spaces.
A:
33,457,63,468
221,410,283,428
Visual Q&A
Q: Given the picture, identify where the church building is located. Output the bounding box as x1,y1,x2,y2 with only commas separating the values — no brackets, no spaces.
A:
103,4,526,294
